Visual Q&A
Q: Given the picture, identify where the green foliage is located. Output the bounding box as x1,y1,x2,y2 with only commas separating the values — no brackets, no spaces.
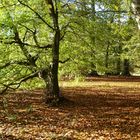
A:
0,0,139,92
60,0,139,77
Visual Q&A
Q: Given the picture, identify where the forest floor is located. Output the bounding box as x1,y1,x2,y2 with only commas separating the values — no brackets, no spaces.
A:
0,76,140,140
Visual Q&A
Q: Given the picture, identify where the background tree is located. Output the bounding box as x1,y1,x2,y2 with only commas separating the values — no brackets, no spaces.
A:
59,0,138,77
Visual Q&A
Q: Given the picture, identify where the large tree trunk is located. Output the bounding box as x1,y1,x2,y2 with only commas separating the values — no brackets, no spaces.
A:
51,29,60,98
40,68,53,97
44,0,60,104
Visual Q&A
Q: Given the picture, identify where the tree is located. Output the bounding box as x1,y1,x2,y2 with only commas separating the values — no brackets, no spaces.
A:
59,0,138,77
0,0,140,106
0,0,73,104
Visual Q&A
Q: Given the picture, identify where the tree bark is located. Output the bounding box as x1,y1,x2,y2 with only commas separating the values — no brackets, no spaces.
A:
122,59,131,76
116,57,121,75
105,42,109,75
90,0,98,76
44,0,60,103
51,29,60,98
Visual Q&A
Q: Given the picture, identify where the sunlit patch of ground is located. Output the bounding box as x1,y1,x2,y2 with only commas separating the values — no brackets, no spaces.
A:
0,76,140,140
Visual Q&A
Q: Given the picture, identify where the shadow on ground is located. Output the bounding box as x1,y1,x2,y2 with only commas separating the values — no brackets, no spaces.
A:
0,84,140,139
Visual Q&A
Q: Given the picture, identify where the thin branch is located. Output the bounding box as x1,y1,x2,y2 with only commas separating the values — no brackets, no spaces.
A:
0,84,13,94
0,60,33,70
0,62,11,69
0,40,15,44
134,65,140,68
33,29,40,47
0,38,16,44
23,29,28,42
19,24,53,49
23,43,53,49
19,24,40,47
60,31,67,41
60,22,71,40
16,71,39,88
0,38,52,50
59,58,70,64
95,10,129,14
0,71,39,94
18,0,54,30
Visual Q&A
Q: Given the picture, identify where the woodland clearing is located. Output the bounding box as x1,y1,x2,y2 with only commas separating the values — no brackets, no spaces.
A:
0,76,140,140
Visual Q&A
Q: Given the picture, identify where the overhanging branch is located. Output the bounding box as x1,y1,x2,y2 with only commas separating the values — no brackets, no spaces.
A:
18,0,54,30
0,71,39,94
18,24,53,49
0,60,37,70
0,36,52,50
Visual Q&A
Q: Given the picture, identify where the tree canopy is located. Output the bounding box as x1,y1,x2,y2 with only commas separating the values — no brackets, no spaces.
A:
0,0,140,104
